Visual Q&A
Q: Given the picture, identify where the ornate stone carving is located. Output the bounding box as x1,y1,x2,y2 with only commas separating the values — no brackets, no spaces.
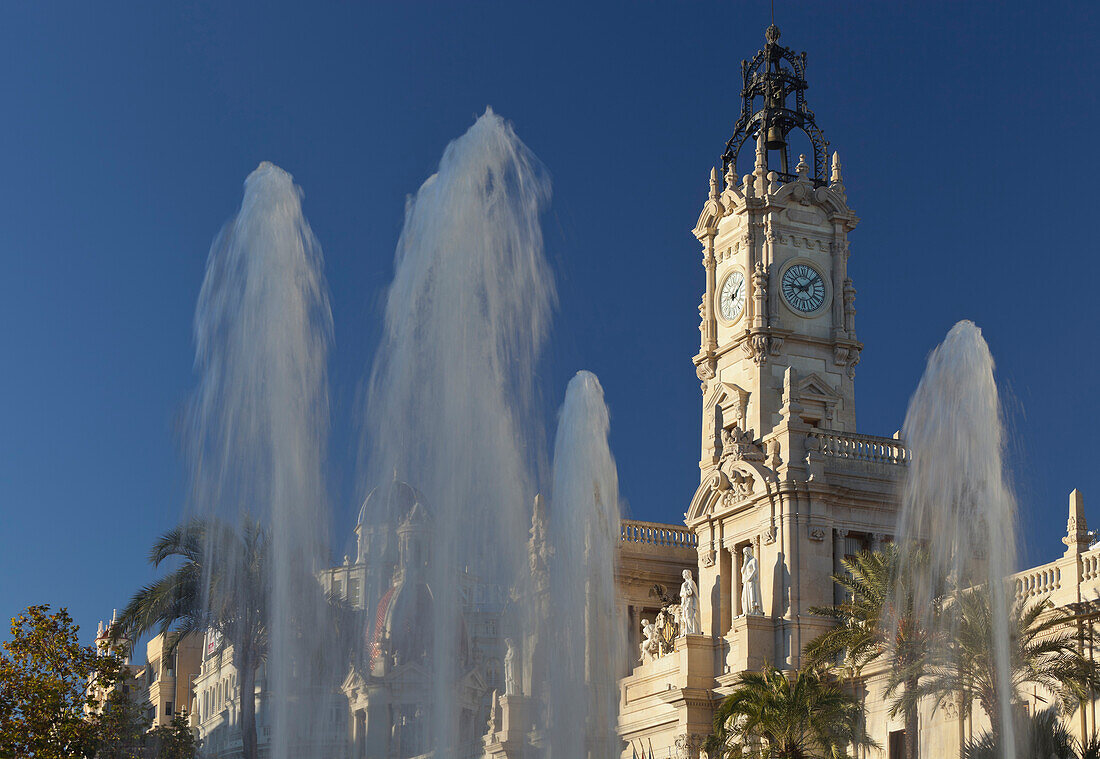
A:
845,351,861,379
675,732,705,759
528,496,550,587
767,438,782,469
707,470,730,492
729,471,755,498
720,424,765,463
699,548,716,568
695,355,716,383
485,689,499,738
943,696,960,720
809,527,827,542
764,524,778,545
752,262,768,329
639,619,659,663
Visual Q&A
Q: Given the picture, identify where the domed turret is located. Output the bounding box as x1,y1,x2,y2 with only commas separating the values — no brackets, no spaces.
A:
354,479,424,565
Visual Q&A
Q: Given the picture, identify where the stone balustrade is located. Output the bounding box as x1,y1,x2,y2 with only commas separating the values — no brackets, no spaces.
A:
1083,551,1100,583
808,429,909,465
621,519,698,549
1012,561,1061,602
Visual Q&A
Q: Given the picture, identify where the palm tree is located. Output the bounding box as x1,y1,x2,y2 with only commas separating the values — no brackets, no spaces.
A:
897,587,1100,743
805,544,925,759
703,665,877,759
111,518,268,759
964,706,1076,759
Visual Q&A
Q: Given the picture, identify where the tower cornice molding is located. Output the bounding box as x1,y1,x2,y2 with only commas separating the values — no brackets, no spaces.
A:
698,178,857,240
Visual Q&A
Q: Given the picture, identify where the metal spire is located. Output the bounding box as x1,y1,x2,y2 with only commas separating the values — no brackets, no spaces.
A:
721,23,830,187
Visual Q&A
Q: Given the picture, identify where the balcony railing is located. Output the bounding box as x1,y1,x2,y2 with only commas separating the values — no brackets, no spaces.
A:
808,429,909,465
1012,561,1061,602
621,520,697,549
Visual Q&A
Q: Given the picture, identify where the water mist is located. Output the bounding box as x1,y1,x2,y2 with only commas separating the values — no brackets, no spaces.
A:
362,109,555,756
547,371,625,758
895,320,1017,759
190,162,338,759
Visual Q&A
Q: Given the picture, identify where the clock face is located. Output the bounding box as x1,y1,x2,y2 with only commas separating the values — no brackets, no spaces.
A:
781,263,827,313
718,270,746,322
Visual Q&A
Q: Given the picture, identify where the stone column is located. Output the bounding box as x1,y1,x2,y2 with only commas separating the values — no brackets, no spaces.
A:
833,528,848,606
702,232,717,355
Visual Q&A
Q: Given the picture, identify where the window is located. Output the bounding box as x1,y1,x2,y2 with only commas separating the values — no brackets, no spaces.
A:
333,579,343,598
348,578,361,606
888,730,907,759
165,701,173,717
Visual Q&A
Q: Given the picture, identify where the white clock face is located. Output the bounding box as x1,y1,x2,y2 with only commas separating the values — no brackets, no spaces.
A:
718,270,746,322
781,263,826,313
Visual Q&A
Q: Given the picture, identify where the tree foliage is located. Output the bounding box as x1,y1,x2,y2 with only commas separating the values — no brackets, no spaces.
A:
805,544,924,759
704,665,877,759
87,668,150,759
148,712,198,759
964,706,1078,759
892,588,1100,738
112,517,268,759
0,605,119,759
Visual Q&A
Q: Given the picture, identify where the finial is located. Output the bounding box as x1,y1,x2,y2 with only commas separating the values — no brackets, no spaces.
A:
1070,489,1086,526
742,173,755,199
1064,489,1089,555
830,151,843,184
796,154,809,179
754,130,767,175
765,24,780,44
724,161,737,191
709,166,719,200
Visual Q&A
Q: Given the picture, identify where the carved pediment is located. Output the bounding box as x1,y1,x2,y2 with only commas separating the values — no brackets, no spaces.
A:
686,460,777,524
386,661,432,688
798,372,842,402
704,382,750,427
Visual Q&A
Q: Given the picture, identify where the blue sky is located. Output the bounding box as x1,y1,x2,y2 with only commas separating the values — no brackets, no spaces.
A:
2,1,1097,644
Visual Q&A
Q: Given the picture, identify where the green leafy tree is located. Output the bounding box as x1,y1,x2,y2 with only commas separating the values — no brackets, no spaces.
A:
149,712,198,759
88,668,150,759
703,665,877,759
896,588,1100,742
112,518,268,759
0,605,120,759
805,544,925,759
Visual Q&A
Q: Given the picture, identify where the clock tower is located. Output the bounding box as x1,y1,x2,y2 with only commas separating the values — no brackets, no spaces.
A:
692,23,861,475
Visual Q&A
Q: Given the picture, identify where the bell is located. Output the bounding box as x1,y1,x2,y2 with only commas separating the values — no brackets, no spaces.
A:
765,123,786,151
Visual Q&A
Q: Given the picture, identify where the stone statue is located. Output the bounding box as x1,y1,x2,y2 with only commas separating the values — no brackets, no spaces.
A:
678,569,700,635
639,619,659,662
741,546,762,616
504,638,518,696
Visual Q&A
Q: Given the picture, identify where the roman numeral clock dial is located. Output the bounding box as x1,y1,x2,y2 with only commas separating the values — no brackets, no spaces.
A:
718,270,746,323
781,263,826,313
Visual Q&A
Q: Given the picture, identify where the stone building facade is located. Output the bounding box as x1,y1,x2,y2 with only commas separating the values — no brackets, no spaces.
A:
138,23,1098,759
